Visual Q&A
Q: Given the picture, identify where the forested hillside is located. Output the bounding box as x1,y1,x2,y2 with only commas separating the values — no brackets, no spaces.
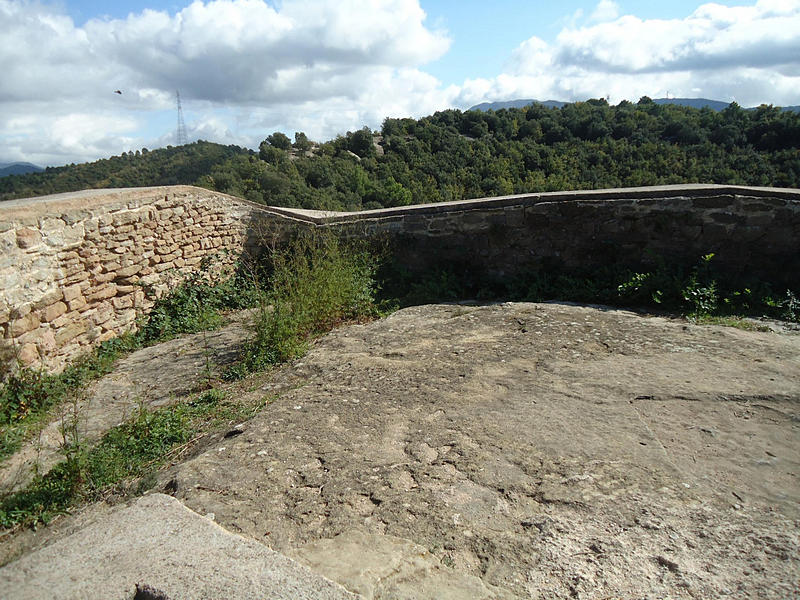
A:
3,98,799,209
0,143,247,201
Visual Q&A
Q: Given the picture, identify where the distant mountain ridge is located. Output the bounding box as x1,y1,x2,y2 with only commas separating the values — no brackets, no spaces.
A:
0,162,43,177
468,99,568,111
469,98,800,113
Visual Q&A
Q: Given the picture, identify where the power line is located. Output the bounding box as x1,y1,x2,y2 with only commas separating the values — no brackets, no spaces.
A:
176,90,188,146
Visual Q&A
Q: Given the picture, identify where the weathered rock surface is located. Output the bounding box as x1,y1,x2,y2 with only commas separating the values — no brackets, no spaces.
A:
0,493,357,599
2,302,799,599
0,311,250,494
161,302,800,599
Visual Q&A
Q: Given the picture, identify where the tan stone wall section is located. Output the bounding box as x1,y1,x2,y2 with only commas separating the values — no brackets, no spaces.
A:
0,186,299,374
1,183,798,375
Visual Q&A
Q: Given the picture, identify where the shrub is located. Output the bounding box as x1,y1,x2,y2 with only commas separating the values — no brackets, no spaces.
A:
228,230,378,377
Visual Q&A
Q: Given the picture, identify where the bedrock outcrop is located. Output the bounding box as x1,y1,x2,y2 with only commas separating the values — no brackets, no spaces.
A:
2,302,798,599
162,302,799,599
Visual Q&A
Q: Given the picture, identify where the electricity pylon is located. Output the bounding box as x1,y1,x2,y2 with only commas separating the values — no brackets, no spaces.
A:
176,90,188,146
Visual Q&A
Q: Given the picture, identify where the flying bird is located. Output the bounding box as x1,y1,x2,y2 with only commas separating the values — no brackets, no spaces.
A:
114,90,122,95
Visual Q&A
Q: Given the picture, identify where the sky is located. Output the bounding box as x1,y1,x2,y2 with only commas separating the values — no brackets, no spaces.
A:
1,0,798,167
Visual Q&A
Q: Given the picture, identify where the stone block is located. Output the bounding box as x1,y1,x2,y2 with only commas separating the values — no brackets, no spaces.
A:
10,313,41,337
10,303,32,319
115,264,142,278
16,228,41,249
112,295,134,310
701,223,729,241
154,262,175,273
86,284,118,302
65,268,92,286
111,210,139,226
17,328,45,346
93,271,116,284
32,269,53,282
139,273,160,285
116,275,140,285
62,223,85,247
95,330,117,343
55,320,88,346
114,309,137,326
504,206,525,227
51,314,70,329
43,301,68,323
17,343,39,366
692,195,732,209
0,268,22,291
37,329,57,354
91,302,114,325
746,214,774,227
710,212,744,225
62,283,84,302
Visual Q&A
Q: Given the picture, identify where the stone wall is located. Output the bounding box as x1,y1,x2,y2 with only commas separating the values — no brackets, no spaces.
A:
1,183,798,374
315,184,800,289
0,187,299,374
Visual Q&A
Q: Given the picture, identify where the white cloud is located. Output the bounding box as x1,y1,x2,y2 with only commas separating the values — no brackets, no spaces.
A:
466,0,800,107
2,0,800,167
0,0,450,165
590,0,619,23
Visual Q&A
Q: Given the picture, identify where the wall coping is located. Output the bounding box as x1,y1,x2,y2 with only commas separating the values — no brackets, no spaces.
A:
3,183,799,226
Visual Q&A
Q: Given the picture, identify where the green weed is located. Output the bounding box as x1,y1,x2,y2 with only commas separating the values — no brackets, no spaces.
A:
0,258,261,462
137,260,260,344
381,252,799,324
0,386,265,529
226,230,379,378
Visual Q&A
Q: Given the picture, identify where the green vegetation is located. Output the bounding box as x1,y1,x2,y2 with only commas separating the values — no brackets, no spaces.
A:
225,230,380,378
380,252,799,325
0,233,380,528
137,261,260,343
0,335,140,461
0,387,269,529
3,99,799,207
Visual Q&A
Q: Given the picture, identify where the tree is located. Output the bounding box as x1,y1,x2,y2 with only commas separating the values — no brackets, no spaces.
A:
293,132,312,151
259,141,285,164
266,132,292,150
348,127,375,158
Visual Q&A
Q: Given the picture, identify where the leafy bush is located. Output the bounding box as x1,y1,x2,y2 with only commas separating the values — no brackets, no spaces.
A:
227,230,378,377
138,260,260,343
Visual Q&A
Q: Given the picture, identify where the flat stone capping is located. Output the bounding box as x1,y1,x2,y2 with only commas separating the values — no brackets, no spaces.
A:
5,183,798,225
262,184,800,224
